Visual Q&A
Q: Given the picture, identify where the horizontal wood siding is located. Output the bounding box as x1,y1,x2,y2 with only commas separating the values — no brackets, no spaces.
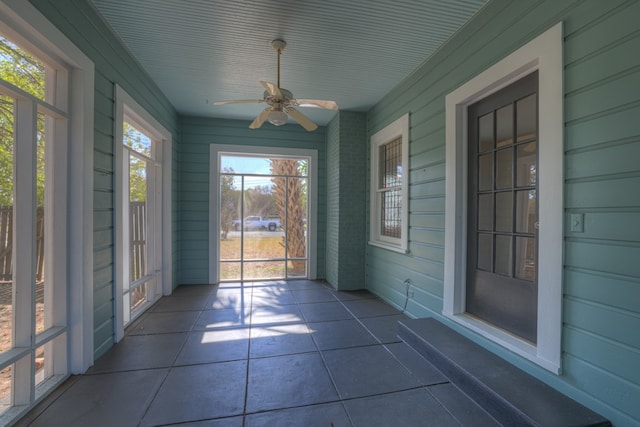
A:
365,0,640,425
31,0,179,360
325,115,340,287
178,116,327,284
563,1,640,423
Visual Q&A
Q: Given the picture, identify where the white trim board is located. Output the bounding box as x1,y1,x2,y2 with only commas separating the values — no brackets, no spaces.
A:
443,22,564,373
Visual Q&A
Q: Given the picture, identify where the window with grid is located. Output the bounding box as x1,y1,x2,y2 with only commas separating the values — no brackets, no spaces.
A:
369,114,409,253
379,137,402,238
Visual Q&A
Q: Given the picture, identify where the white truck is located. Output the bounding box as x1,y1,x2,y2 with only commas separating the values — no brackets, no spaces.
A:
232,215,281,232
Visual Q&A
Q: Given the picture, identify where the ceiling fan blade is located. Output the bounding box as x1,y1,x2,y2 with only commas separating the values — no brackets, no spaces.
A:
261,81,282,98
249,107,271,129
213,99,264,106
285,107,318,132
292,99,339,110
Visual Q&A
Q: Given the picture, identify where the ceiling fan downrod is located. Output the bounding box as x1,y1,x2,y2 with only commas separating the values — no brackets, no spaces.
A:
271,39,286,89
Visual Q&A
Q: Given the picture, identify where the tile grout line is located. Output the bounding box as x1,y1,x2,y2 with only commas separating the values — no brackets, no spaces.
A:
331,293,437,397
303,289,356,427
135,291,210,427
242,281,254,427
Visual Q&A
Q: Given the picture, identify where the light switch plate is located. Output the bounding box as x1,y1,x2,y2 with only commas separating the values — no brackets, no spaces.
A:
570,213,584,233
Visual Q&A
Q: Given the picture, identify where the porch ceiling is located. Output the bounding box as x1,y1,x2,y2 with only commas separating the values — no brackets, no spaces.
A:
89,0,488,126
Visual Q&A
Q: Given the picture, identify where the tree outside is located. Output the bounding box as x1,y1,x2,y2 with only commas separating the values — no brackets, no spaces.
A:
1,35,46,207
123,122,151,202
220,167,238,240
270,159,307,276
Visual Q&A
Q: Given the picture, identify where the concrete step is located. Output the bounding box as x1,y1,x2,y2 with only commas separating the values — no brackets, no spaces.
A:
398,317,610,427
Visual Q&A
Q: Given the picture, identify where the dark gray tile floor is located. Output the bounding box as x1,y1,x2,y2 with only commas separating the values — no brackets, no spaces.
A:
18,280,498,427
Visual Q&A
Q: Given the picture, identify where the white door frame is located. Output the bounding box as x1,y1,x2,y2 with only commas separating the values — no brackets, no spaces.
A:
114,85,172,341
443,23,563,373
209,144,318,283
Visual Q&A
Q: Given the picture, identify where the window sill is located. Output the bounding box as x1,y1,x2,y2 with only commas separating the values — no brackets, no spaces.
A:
368,240,409,254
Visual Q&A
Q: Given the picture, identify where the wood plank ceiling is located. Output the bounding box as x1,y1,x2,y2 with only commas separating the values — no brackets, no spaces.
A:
89,0,488,125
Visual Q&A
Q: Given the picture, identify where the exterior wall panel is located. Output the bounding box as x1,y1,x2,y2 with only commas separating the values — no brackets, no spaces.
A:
365,0,640,425
30,0,179,360
178,116,327,284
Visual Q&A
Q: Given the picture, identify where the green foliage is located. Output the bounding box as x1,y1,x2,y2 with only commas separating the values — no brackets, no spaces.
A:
219,167,237,239
0,36,46,206
123,122,151,202
0,94,14,206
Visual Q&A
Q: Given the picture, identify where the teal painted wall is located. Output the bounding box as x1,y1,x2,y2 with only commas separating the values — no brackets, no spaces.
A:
326,115,340,287
326,111,367,290
365,1,640,425
30,0,179,359
178,116,327,284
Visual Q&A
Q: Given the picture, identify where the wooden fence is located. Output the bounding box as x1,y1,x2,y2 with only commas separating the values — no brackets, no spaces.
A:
129,201,146,282
0,203,146,283
0,206,45,282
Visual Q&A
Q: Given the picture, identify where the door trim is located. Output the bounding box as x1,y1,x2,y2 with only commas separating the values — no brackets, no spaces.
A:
209,144,318,283
443,23,563,373
114,85,172,342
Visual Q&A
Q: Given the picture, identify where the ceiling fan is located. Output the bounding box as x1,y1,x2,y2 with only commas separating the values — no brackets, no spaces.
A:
213,39,338,132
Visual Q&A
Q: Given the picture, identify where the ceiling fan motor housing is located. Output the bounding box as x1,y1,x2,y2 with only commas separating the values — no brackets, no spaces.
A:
263,88,293,103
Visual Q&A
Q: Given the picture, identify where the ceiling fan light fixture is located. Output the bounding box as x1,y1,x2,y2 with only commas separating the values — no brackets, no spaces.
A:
267,109,288,126
213,38,337,131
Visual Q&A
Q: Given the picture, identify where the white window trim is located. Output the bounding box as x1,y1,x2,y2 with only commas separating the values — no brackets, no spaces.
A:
114,85,172,342
1,0,95,377
369,113,409,254
444,23,563,373
209,144,318,283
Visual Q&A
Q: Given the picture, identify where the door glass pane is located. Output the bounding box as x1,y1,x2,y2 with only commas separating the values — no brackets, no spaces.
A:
0,35,46,101
0,365,11,413
123,122,152,157
220,175,241,259
516,142,537,187
516,190,536,233
286,177,307,277
36,113,45,336
478,112,493,152
219,156,309,281
516,236,536,281
495,192,513,232
0,94,14,353
495,148,513,189
477,233,492,271
496,104,513,148
221,155,308,177
478,154,492,191
517,94,537,142
220,262,241,281
245,261,286,280
129,154,147,281
34,343,47,387
243,175,283,253
478,194,493,231
131,282,147,312
494,235,512,276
